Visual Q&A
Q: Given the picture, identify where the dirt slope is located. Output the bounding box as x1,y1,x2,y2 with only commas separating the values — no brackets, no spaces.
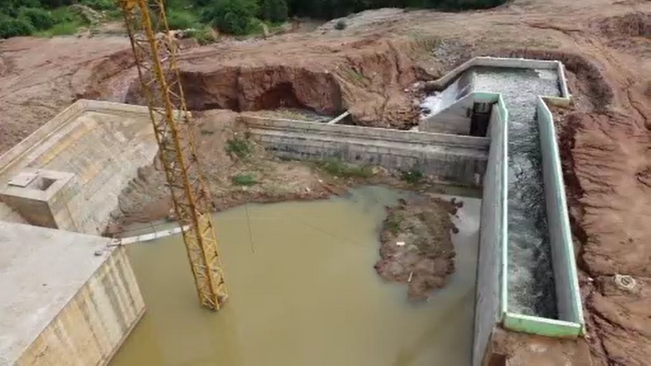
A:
0,0,649,364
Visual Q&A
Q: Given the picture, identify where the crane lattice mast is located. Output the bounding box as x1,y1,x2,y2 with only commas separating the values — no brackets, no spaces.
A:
119,0,228,310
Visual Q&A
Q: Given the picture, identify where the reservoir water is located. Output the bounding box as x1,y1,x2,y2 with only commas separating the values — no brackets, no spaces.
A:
110,187,480,366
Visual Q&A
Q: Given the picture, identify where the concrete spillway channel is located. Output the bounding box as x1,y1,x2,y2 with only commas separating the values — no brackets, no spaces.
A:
421,57,583,365
0,58,582,365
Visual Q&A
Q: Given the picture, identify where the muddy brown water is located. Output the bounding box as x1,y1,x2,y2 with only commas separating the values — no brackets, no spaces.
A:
110,187,480,366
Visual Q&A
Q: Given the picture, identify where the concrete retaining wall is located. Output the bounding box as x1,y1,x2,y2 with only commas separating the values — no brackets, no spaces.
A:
0,222,145,366
473,95,508,366
420,93,474,134
240,115,489,186
536,97,584,331
432,57,570,99
0,100,158,235
15,246,145,366
420,92,500,135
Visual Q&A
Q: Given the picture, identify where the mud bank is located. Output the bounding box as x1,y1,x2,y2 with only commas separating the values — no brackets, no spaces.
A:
375,195,459,300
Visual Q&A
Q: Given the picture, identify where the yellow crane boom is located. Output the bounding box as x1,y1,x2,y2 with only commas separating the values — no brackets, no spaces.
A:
119,0,228,310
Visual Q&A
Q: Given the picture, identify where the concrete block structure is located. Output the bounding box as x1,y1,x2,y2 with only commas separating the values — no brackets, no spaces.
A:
0,100,158,235
0,222,145,365
0,101,153,365
0,169,76,229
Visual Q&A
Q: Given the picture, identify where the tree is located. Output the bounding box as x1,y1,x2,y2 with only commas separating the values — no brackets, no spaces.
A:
18,7,55,30
0,14,34,38
260,0,288,23
201,0,258,35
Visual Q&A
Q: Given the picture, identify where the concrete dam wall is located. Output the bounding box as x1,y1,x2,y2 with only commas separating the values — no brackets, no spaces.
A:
240,114,489,187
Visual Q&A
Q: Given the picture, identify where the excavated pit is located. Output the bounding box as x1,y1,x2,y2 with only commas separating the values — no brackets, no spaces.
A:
109,38,428,129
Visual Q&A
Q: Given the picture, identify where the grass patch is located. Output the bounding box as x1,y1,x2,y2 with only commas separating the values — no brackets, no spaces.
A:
316,158,373,179
185,25,217,45
35,21,83,37
385,214,402,235
231,173,257,186
225,137,252,159
344,67,365,84
400,168,424,185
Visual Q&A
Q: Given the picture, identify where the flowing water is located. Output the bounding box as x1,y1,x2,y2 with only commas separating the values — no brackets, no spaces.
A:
420,77,465,118
110,187,480,366
473,67,561,318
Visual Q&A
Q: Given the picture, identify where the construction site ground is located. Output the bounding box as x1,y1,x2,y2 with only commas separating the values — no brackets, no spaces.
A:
0,0,649,364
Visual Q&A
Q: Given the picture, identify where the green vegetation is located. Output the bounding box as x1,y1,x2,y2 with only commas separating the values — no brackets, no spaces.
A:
344,67,364,84
231,173,258,186
184,25,217,44
0,1,90,38
385,213,402,235
401,168,424,185
226,137,253,159
1,0,506,39
167,8,201,30
201,0,258,35
18,7,54,30
0,14,34,37
260,0,288,23
316,158,373,179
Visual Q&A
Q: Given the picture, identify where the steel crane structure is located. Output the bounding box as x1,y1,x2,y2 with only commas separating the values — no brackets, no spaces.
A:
119,0,228,310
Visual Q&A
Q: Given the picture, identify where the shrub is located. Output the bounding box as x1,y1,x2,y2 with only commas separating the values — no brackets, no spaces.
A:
40,0,74,8
385,214,403,235
260,0,288,23
202,0,258,35
400,168,424,185
225,137,252,159
0,15,34,38
231,174,257,186
18,7,54,30
166,8,200,30
80,0,116,10
316,158,373,178
185,25,217,44
334,19,346,30
50,6,83,24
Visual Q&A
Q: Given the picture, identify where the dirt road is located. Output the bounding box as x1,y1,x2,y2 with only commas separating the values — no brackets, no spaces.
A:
0,0,649,364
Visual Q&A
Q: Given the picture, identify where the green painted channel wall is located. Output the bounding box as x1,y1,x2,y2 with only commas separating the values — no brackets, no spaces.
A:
433,58,583,365
496,94,583,338
472,92,508,366
472,89,583,365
